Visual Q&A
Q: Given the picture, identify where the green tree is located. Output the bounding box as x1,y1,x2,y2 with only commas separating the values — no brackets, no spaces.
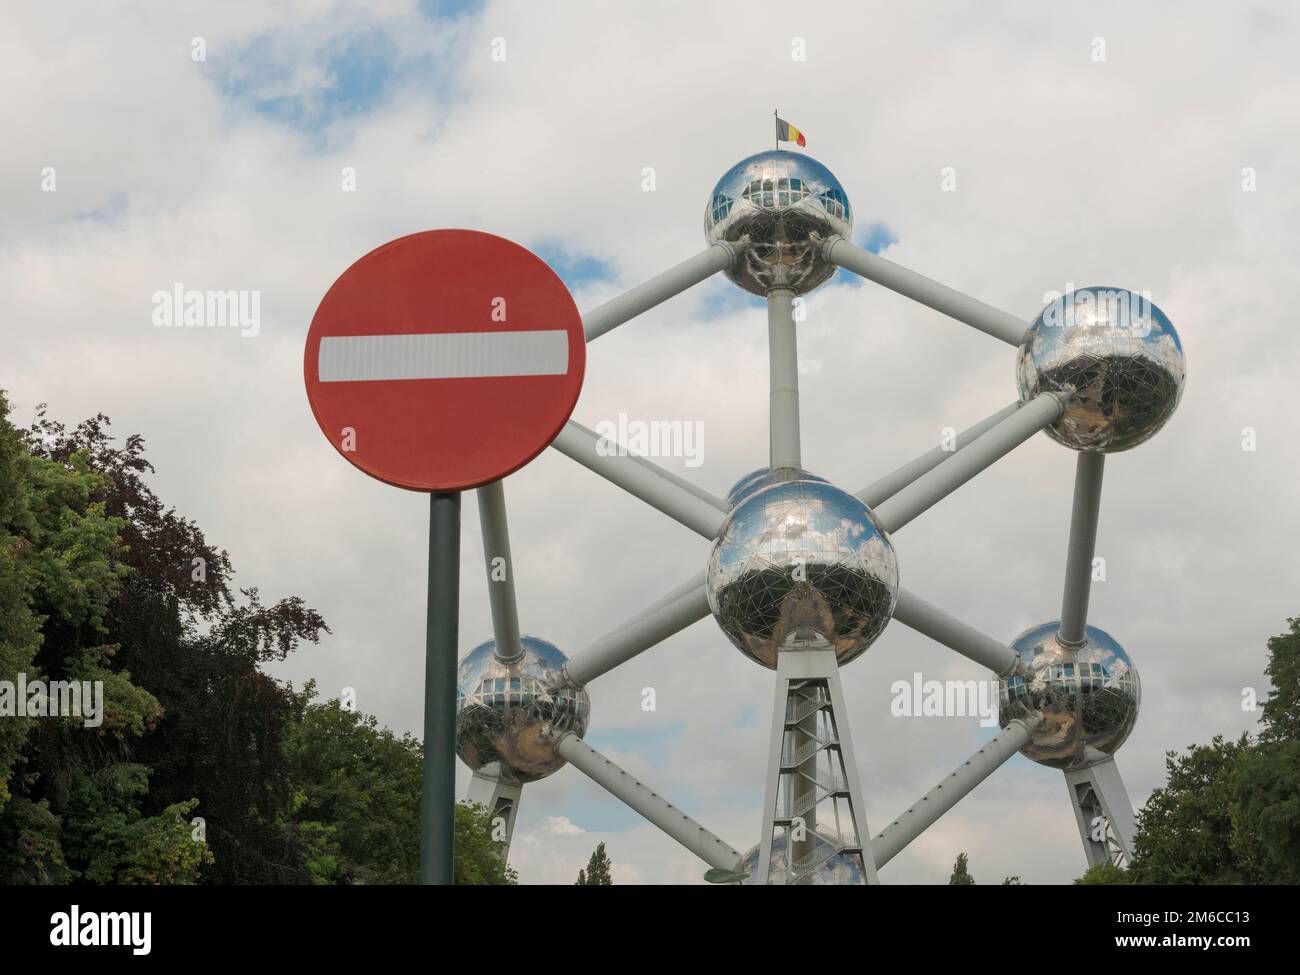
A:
1126,735,1256,884
0,390,43,815
1075,617,1300,884
1229,617,1300,883
1,399,538,884
21,406,328,883
577,841,613,885
948,852,975,885
0,396,212,884
1260,617,1300,742
1075,862,1131,885
283,687,519,884
283,685,423,884
454,802,518,885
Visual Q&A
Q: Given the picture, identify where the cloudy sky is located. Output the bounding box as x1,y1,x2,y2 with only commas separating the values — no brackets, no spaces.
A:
4,0,1298,884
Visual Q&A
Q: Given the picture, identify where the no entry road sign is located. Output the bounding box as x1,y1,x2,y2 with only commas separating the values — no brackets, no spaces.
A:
305,230,586,491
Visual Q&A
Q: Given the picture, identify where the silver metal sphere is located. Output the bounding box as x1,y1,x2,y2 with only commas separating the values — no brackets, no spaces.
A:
735,834,869,885
704,150,852,296
1017,286,1186,452
706,472,898,669
998,621,1140,771
455,635,590,783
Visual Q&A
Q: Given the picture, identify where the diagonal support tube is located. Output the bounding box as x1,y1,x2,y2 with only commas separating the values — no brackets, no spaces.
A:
871,717,1039,869
556,733,743,870
563,584,710,687
476,479,523,662
892,587,1019,676
551,420,727,538
582,242,738,342
874,392,1065,532
628,452,727,513
857,402,1021,507
823,236,1030,346
628,569,707,624
559,402,1037,686
1058,452,1105,647
559,400,1042,686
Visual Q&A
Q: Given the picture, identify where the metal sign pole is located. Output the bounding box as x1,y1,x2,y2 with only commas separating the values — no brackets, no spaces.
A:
421,490,461,884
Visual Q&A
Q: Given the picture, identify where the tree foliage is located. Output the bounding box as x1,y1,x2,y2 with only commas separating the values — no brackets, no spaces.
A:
1075,862,1130,885
948,852,975,885
1125,734,1257,884
1076,616,1300,884
576,841,613,885
0,396,210,883
454,802,518,885
1,397,519,883
283,685,424,884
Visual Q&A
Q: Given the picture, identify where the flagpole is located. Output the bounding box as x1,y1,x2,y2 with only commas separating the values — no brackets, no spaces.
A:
774,108,778,149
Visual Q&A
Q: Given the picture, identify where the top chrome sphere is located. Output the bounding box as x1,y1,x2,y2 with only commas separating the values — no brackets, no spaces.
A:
704,150,852,296
706,471,898,669
735,833,869,885
998,621,1140,771
1017,286,1185,452
455,635,590,783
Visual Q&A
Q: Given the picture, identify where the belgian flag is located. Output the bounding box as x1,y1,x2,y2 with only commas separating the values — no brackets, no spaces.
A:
775,115,806,147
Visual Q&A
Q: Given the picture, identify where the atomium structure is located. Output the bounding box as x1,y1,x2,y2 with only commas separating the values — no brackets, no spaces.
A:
457,148,1186,883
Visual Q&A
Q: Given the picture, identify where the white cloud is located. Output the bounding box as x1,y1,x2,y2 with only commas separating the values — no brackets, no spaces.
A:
538,816,585,836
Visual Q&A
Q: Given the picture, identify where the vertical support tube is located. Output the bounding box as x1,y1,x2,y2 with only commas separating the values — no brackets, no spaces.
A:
1064,757,1137,866
1058,452,1106,647
421,491,460,885
823,656,879,884
756,662,790,884
767,289,801,470
792,700,818,876
466,769,523,858
758,648,879,885
476,479,523,662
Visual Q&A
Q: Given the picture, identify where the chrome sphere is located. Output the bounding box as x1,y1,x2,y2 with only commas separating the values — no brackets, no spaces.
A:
704,150,852,296
706,472,898,669
1017,286,1185,452
735,834,869,885
998,621,1140,771
455,635,590,783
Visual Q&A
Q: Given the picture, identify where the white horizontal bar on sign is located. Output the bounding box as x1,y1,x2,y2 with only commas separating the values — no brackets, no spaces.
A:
318,330,569,382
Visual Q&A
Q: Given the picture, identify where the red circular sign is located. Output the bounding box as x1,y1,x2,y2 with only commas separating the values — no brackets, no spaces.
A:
305,230,586,492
